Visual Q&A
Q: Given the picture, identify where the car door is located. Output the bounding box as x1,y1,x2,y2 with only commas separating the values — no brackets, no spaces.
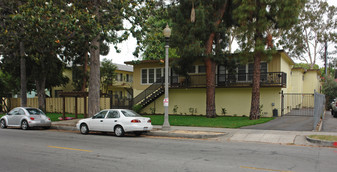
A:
89,110,108,131
13,109,26,126
6,108,17,126
101,110,120,132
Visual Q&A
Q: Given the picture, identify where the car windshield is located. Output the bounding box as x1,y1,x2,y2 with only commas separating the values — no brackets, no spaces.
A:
121,110,142,117
26,108,45,115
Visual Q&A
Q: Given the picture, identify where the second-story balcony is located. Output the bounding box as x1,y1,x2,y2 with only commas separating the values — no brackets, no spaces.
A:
168,72,287,88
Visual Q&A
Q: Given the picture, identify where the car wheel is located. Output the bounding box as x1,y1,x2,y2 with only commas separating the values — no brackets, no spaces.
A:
331,110,334,116
80,124,89,135
114,125,125,137
0,119,7,129
21,120,29,130
134,131,143,136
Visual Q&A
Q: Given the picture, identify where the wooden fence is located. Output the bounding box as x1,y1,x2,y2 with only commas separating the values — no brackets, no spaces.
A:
8,97,132,114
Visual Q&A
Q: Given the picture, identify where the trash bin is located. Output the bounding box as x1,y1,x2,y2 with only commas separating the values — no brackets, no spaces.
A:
273,109,278,117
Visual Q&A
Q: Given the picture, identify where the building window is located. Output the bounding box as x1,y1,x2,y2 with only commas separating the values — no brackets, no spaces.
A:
141,69,147,84
149,69,154,83
237,62,267,82
156,68,162,82
238,64,246,81
198,65,206,73
188,66,196,73
141,68,164,84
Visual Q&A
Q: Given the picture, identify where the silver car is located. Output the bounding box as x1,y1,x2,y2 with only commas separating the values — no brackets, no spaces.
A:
0,107,51,130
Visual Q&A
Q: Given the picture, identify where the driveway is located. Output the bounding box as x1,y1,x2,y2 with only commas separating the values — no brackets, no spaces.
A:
241,116,314,131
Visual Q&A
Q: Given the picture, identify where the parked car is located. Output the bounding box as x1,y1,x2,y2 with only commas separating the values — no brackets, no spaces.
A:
0,107,51,130
330,98,337,118
76,109,153,137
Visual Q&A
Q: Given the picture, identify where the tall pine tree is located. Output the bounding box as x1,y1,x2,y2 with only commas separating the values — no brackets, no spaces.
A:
170,0,236,118
233,0,304,119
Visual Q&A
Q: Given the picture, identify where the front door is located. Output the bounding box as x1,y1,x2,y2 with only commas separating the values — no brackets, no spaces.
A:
101,110,120,132
89,110,108,131
6,108,18,126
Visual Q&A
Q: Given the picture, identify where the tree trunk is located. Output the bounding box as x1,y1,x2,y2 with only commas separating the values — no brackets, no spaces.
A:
88,34,100,117
35,77,46,112
249,52,261,120
203,1,229,118
205,57,216,118
20,42,27,107
88,1,101,117
81,42,89,91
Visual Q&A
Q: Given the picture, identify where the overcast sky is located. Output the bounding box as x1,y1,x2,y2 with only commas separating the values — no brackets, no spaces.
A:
104,0,337,67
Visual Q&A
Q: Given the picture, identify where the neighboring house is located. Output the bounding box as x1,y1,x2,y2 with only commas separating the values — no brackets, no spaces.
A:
125,50,322,117
103,63,133,100
51,63,133,100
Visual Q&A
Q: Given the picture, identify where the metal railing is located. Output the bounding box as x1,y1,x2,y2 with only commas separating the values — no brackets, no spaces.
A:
169,72,287,88
133,79,164,106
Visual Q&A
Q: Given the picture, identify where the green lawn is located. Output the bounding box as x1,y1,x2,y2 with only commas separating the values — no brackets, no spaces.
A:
144,115,274,128
46,113,85,121
1,113,274,128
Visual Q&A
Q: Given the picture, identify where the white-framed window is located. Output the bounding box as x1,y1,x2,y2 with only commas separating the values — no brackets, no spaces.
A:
141,68,164,84
198,65,206,73
217,62,267,82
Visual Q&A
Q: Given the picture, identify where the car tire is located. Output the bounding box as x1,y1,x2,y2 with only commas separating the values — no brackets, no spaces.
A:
0,119,7,129
114,125,125,137
134,131,143,136
80,124,89,135
331,110,334,116
21,120,29,130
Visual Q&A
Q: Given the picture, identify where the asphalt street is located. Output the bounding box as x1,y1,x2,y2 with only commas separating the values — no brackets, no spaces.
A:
0,128,336,172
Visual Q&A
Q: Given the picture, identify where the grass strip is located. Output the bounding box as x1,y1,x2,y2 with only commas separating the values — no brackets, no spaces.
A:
308,135,337,142
144,115,274,128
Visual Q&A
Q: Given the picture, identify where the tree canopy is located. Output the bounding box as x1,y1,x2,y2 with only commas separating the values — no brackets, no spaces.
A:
280,0,337,68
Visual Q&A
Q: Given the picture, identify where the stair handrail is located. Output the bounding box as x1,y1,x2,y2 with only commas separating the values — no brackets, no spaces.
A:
133,78,164,106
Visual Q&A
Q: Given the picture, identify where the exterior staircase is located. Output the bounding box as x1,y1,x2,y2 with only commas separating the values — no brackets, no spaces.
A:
133,80,164,108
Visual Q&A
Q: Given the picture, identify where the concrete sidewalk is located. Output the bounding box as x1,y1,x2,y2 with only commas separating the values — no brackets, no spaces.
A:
51,119,337,147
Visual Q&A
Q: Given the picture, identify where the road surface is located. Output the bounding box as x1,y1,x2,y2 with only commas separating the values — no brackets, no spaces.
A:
0,128,336,172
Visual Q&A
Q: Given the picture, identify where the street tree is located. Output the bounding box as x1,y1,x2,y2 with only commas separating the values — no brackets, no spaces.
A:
233,0,304,119
0,0,29,107
69,0,157,117
7,0,78,111
169,0,236,118
279,0,337,69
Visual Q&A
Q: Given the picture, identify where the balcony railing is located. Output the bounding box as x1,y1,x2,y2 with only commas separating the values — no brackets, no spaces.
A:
169,72,287,88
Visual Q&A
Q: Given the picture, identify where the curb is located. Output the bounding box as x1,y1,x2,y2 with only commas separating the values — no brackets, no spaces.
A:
305,136,337,147
146,130,227,139
50,125,227,139
51,125,78,131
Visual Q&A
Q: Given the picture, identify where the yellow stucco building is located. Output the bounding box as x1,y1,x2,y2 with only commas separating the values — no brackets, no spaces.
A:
52,63,133,100
126,50,322,117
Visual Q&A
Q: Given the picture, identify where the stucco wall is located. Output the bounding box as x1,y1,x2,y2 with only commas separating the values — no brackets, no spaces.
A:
141,87,282,117
303,70,321,93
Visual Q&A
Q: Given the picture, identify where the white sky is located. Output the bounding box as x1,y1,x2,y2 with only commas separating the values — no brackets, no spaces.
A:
103,0,337,67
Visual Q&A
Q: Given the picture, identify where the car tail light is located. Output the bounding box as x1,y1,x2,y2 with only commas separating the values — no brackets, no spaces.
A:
48,118,51,121
131,119,141,123
30,117,35,120
147,119,151,123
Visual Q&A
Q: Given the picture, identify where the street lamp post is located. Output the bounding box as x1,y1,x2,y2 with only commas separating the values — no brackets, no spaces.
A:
162,24,171,130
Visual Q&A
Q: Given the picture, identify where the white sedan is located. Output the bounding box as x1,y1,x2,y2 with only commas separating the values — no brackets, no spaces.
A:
76,109,153,137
